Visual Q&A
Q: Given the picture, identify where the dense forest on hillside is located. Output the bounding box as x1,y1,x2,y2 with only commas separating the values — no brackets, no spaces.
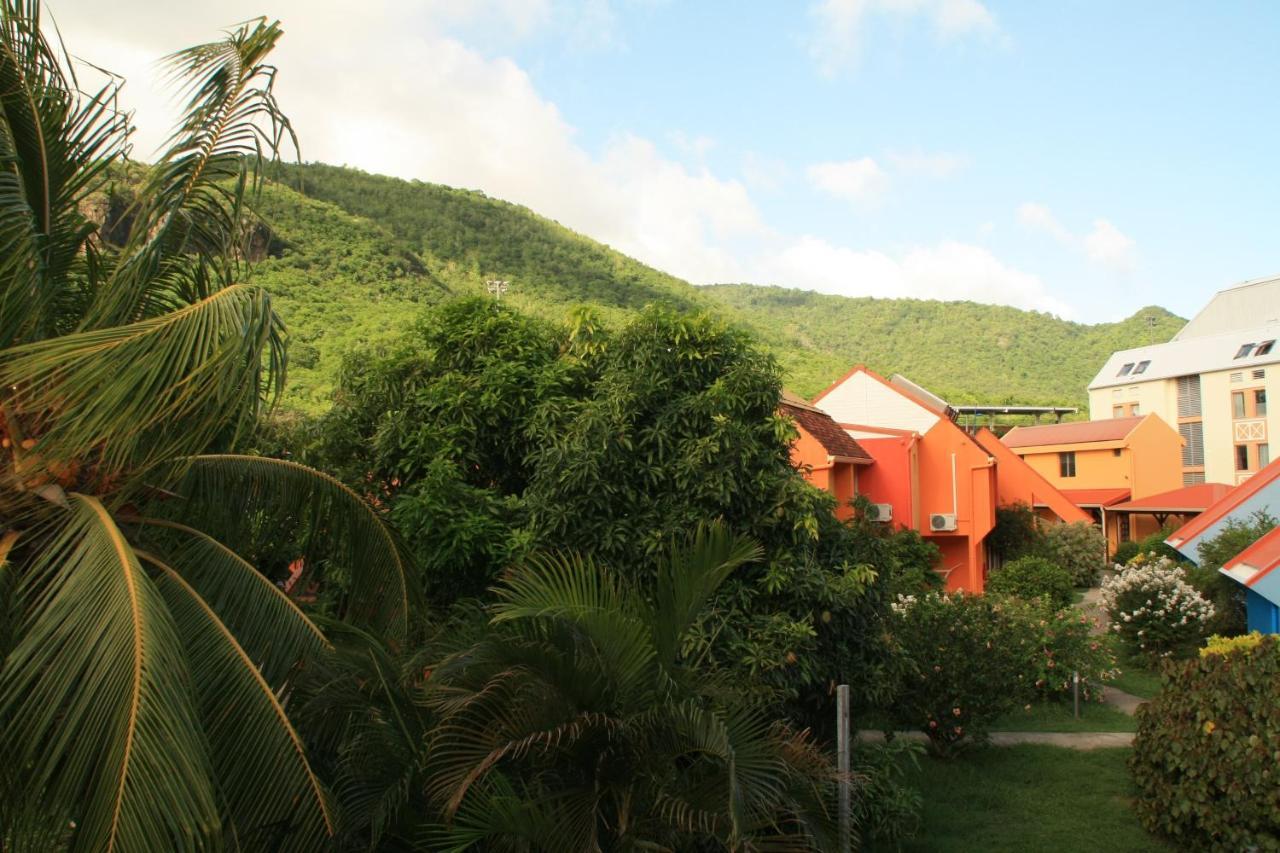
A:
105,162,1184,410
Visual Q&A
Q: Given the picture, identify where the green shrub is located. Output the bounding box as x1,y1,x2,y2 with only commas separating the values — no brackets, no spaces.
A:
1100,556,1215,659
886,593,1033,756
998,597,1117,703
988,501,1045,563
1111,539,1142,566
1041,521,1107,586
1129,636,1280,851
987,555,1074,609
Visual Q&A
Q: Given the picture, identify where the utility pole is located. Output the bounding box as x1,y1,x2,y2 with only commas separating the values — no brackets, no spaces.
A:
486,278,509,300
837,684,851,853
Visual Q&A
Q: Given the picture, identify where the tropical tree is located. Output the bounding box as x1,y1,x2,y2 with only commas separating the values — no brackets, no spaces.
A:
424,523,839,851
0,5,408,850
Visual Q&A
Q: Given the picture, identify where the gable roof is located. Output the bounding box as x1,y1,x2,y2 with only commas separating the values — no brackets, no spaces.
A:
810,366,944,435
1110,483,1233,514
1001,416,1145,449
1173,274,1280,341
1167,455,1280,556
780,393,873,463
1221,526,1280,592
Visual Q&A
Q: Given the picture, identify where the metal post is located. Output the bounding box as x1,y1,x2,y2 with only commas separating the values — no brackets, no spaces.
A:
1073,671,1080,719
837,683,851,853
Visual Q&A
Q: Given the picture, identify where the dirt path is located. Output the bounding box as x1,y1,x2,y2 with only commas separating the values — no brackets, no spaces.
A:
857,730,1134,750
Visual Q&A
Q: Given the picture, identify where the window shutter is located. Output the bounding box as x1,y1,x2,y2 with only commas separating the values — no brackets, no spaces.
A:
1179,421,1204,467
1176,375,1201,418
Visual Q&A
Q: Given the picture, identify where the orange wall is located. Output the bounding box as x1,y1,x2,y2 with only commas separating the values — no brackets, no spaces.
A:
788,423,859,519
1127,415,1184,499
858,422,995,593
1012,416,1183,501
974,428,1091,524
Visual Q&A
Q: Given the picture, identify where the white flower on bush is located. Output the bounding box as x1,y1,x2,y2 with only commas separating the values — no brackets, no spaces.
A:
1099,554,1214,655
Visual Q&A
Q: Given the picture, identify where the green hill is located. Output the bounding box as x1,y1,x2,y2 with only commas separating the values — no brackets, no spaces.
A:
235,164,1185,410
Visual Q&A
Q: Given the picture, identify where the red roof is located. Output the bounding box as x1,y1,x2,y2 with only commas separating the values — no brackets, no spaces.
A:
1059,488,1131,508
1110,483,1233,513
1168,456,1280,547
1002,416,1144,449
781,398,873,463
1224,526,1280,587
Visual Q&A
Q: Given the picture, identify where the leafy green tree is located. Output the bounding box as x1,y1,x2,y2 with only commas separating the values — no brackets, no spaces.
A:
0,9,407,850
424,523,840,850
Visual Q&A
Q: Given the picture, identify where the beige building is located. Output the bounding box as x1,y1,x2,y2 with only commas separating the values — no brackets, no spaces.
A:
1088,276,1280,486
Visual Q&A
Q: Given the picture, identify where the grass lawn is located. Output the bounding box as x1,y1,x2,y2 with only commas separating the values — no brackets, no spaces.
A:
989,700,1136,733
1109,657,1164,700
898,745,1171,852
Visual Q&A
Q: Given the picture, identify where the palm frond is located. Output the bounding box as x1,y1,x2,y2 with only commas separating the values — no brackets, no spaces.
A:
424,773,599,853
0,493,219,852
0,284,284,490
0,0,130,347
86,17,295,327
122,515,328,683
155,454,410,638
652,521,760,666
141,549,335,851
492,550,656,700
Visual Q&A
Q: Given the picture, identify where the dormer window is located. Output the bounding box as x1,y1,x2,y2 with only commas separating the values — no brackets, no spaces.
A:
1235,343,1256,359
1132,360,1150,375
1117,362,1135,377
1256,340,1275,356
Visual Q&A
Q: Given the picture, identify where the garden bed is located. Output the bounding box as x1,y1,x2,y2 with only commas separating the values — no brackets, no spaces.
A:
898,745,1171,852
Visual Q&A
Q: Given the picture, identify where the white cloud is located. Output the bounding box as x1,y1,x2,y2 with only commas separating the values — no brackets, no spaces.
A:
887,149,968,178
1018,202,1137,272
1083,219,1137,272
807,157,890,204
1017,202,1073,244
806,0,999,76
761,236,1073,316
740,151,791,191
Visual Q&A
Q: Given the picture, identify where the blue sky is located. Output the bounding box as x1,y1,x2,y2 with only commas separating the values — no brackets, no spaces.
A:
55,0,1280,322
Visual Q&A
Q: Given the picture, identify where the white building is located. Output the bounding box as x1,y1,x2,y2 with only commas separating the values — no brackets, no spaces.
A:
1088,276,1280,486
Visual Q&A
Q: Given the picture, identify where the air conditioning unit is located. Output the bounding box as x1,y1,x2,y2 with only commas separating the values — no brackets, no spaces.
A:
867,503,893,522
929,513,958,532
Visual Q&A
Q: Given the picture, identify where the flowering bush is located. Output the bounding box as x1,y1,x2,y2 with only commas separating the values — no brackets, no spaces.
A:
1041,520,1107,586
987,555,1074,609
1100,556,1214,658
885,592,1033,757
1130,636,1280,851
998,597,1116,702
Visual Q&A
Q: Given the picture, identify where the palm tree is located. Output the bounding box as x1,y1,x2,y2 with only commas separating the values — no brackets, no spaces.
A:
0,4,409,850
425,523,838,851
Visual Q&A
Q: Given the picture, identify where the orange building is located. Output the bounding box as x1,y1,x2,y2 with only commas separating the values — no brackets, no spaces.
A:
1001,414,1191,549
809,367,1088,593
780,391,873,520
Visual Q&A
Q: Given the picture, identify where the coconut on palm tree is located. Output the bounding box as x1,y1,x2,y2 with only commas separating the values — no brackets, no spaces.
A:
0,4,408,850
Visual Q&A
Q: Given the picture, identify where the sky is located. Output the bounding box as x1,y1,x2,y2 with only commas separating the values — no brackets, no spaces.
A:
47,0,1280,322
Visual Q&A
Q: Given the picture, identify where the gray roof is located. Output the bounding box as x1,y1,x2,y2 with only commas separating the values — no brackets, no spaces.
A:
1089,322,1280,390
1173,275,1280,341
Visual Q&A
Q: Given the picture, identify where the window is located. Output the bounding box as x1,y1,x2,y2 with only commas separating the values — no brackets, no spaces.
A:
1254,369,1267,380
1119,515,1131,542
1235,343,1256,359
1231,372,1244,383
1059,451,1077,478
1117,363,1134,377
1179,422,1205,467
1261,444,1271,468
1233,391,1246,418
1236,444,1250,471
1112,405,1125,418
1183,471,1206,486
1129,403,1141,416
1132,360,1151,374
1257,389,1268,416
1256,340,1275,356
1176,375,1202,417
1113,448,1122,457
